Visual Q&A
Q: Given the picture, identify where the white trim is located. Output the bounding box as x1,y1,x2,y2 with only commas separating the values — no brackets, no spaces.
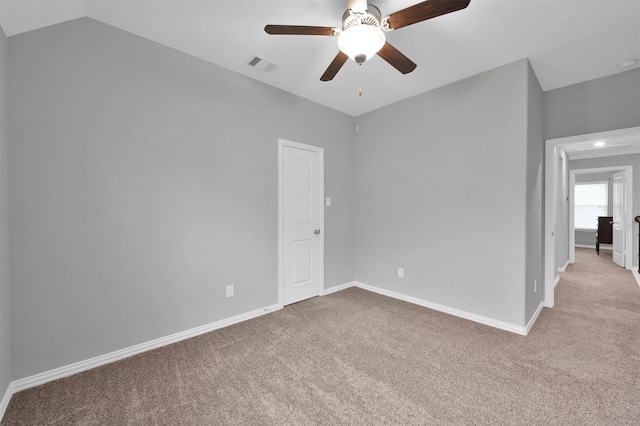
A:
547,127,640,146
558,259,570,273
1,280,551,422
322,282,545,335
569,166,633,269
322,282,355,296
633,269,640,287
574,180,611,185
0,383,14,421
277,139,324,307
525,302,545,335
353,282,531,335
574,244,595,249
9,303,281,395
544,127,640,309
277,141,284,309
544,141,559,307
575,244,612,250
569,170,575,263
554,275,560,287
571,179,610,253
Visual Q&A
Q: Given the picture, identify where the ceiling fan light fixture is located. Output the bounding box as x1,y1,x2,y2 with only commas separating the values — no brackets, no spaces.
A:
338,24,385,64
265,0,470,80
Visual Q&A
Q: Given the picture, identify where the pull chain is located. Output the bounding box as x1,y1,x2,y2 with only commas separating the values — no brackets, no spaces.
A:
356,64,362,133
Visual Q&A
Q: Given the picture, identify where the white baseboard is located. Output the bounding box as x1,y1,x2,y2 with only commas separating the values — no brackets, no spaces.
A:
352,282,530,336
525,302,545,334
5,279,359,406
558,259,571,273
325,282,539,335
0,383,14,422
574,244,612,250
9,303,281,395
633,268,640,287
322,281,355,296
2,278,544,421
554,275,560,287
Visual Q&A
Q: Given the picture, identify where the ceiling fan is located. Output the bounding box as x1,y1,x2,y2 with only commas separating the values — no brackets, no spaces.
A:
265,0,471,81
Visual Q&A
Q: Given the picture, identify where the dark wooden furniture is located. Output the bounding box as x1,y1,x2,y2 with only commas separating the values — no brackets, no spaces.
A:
636,216,640,273
596,216,613,255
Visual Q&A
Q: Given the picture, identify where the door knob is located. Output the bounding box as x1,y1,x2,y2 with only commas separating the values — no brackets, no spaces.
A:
314,229,321,235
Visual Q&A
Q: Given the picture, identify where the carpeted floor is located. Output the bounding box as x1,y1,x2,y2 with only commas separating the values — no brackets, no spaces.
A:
2,248,639,425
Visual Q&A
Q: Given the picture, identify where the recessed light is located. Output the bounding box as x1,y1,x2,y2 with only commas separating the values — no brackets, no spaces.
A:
593,141,606,147
618,59,638,70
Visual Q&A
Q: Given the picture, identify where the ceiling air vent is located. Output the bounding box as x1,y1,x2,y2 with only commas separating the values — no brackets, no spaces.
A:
245,55,279,73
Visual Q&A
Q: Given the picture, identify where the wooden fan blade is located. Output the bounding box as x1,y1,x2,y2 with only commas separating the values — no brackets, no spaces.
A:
385,0,470,30
348,0,368,14
320,52,349,81
376,42,417,74
264,25,336,36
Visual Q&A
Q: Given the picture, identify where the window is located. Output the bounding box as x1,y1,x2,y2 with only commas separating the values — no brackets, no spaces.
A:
574,182,608,230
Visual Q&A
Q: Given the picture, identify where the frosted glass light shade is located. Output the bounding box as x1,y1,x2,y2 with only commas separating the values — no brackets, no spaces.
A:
338,25,385,64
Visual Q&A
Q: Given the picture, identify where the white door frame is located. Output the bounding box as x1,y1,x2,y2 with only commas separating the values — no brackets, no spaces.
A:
544,127,638,308
277,138,324,308
569,166,633,265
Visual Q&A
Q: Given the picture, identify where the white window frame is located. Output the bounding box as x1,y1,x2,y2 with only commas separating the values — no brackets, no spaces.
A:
574,180,608,231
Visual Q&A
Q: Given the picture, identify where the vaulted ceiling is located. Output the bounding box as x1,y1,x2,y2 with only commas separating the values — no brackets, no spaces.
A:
1,0,639,116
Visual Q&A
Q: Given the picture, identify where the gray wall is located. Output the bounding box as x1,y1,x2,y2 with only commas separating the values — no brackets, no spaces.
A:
8,18,354,379
574,171,614,247
570,155,640,267
574,230,596,248
353,59,532,327
0,24,10,397
525,62,544,322
6,15,638,383
544,69,640,140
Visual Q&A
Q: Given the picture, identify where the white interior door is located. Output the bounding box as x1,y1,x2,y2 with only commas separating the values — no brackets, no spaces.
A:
282,143,323,305
612,171,625,267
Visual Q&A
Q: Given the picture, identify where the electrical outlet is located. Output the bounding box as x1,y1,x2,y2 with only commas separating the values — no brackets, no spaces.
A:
534,280,537,293
226,285,234,298
326,197,331,207
398,268,404,278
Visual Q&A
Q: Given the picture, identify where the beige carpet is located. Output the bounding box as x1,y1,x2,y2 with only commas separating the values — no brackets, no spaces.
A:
3,248,639,425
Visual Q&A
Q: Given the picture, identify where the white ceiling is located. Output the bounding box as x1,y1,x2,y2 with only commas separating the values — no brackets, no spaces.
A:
561,127,640,160
1,0,639,116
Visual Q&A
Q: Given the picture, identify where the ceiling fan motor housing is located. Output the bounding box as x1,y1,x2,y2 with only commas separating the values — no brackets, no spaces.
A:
342,5,383,31
338,5,386,63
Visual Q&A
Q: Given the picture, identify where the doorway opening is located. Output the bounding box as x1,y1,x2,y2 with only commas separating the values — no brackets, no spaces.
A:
569,166,632,267
544,126,639,308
